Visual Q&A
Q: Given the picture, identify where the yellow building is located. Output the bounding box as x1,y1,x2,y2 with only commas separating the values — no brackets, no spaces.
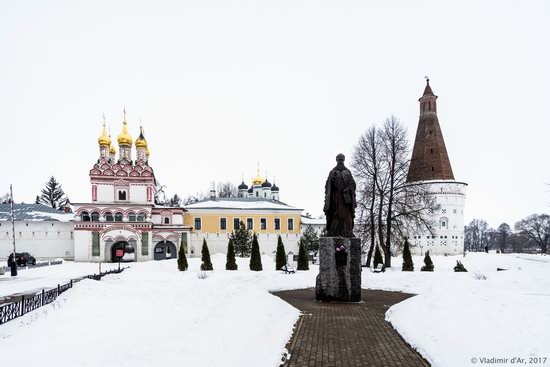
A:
184,187,303,258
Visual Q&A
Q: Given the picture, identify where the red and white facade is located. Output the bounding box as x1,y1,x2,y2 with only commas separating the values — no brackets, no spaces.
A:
72,117,191,262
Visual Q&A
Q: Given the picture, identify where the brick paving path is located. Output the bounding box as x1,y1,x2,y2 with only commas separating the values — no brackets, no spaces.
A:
274,288,430,367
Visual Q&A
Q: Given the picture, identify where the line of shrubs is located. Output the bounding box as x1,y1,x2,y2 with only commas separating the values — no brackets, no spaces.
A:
402,239,467,272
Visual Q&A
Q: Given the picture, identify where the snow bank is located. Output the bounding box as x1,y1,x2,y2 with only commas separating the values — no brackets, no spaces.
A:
375,253,550,367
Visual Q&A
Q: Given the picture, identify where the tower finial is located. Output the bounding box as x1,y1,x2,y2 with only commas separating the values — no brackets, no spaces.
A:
425,76,429,85
123,107,127,123
102,113,106,127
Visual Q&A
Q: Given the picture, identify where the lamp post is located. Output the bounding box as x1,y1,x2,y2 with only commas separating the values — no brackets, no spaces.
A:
10,184,17,277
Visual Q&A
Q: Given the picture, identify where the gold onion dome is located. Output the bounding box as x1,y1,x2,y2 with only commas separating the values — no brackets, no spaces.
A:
252,169,264,186
135,126,148,148
117,112,133,146
146,146,150,156
98,123,111,146
109,141,116,155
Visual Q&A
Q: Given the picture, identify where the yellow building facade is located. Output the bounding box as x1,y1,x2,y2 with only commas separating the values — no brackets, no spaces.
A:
184,196,303,258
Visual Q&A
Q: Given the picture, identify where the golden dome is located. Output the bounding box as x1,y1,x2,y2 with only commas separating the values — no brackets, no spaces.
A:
135,126,148,148
98,122,111,147
252,166,264,186
146,146,150,156
109,142,116,155
117,111,133,146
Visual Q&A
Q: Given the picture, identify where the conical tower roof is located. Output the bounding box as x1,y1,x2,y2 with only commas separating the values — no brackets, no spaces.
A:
406,80,454,183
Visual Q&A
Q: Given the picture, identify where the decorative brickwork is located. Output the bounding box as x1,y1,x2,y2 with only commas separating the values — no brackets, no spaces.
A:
406,80,455,183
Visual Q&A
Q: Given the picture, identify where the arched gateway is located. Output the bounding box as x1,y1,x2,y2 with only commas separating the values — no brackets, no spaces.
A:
154,241,177,260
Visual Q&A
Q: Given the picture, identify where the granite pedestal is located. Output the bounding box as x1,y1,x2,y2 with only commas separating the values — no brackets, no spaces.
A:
315,237,362,302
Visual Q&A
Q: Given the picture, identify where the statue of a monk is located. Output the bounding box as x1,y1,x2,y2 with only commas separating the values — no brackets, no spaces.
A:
323,153,357,237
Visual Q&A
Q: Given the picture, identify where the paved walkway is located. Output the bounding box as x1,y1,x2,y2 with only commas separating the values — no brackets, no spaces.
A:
274,288,430,367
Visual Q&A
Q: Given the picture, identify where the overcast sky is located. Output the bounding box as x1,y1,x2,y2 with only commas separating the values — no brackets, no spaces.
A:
1,0,549,229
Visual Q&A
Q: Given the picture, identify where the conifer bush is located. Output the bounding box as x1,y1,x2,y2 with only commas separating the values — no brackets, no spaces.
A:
226,238,238,270
297,239,309,270
249,233,263,271
454,260,468,272
177,242,188,271
373,244,383,269
402,239,414,271
421,250,434,272
200,238,213,271
275,235,287,270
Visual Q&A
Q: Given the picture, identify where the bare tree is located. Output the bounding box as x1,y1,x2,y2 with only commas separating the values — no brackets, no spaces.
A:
467,219,490,252
215,181,239,198
352,117,438,267
497,223,511,253
515,214,550,254
352,126,381,267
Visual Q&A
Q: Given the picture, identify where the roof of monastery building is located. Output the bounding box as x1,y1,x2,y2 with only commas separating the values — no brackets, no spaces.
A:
0,204,74,222
184,197,301,211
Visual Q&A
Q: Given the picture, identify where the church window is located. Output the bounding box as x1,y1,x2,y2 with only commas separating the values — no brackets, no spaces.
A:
233,218,240,230
164,217,170,224
260,218,267,230
115,212,123,222
288,218,294,231
194,218,202,230
274,218,281,230
105,212,114,222
247,218,253,230
442,209,447,213
431,167,434,172
141,232,149,255
442,222,446,227
81,211,90,222
220,218,227,230
431,148,433,154
92,232,100,256
118,190,127,201
137,213,146,222
453,209,457,214
128,213,137,222
91,212,100,221
255,191,259,197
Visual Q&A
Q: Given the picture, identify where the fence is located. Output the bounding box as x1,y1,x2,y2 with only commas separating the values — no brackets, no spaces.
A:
1,259,63,274
0,266,129,325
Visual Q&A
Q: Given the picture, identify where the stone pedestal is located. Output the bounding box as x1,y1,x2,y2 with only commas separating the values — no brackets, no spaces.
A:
315,237,362,302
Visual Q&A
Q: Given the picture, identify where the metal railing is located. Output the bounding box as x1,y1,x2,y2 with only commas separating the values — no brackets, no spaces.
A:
0,266,129,325
1,259,63,273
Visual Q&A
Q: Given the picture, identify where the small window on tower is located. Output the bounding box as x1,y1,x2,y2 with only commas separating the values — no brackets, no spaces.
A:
431,148,434,154
164,217,170,224
431,167,434,172
118,191,127,200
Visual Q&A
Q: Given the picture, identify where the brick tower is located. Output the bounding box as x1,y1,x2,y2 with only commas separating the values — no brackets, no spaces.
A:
407,80,468,256
407,79,454,182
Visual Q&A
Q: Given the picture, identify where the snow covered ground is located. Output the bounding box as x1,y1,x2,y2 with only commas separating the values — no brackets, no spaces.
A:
0,253,548,367
380,253,550,367
0,261,121,298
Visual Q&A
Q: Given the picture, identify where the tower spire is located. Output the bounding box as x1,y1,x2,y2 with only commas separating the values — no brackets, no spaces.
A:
406,79,454,182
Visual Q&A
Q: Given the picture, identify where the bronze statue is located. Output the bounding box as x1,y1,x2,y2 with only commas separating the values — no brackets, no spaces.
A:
323,153,356,237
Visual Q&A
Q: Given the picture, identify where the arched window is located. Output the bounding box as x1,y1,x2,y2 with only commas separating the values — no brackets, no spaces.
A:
91,211,100,221
128,213,137,222
81,211,90,222
164,217,170,224
137,212,146,222
105,212,114,222
115,212,124,222
118,190,127,201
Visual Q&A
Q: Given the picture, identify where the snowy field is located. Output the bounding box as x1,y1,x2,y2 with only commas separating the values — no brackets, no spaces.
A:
0,253,549,367
0,261,121,298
